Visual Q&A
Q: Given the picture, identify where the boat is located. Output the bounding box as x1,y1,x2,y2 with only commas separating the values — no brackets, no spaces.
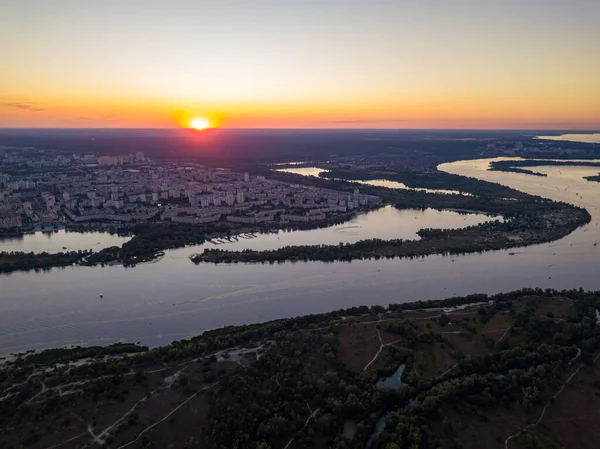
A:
99,294,103,299
508,252,515,255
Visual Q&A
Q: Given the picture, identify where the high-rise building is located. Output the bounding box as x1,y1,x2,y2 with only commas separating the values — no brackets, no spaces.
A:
236,190,245,205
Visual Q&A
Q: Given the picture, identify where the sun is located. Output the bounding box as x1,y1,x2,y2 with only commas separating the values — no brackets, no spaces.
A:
189,117,211,130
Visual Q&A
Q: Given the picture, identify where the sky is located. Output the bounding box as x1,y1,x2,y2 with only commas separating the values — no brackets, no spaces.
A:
1,0,599,129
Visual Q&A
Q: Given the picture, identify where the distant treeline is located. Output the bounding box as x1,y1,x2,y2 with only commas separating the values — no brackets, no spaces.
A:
490,159,600,178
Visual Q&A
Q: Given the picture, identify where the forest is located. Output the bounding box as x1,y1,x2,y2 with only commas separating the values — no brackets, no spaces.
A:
0,249,92,274
1,288,600,448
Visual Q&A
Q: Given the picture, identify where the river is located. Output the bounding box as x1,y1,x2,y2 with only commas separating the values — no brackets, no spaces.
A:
0,208,497,256
194,206,497,252
1,158,600,354
0,230,130,254
536,133,600,144
276,166,469,195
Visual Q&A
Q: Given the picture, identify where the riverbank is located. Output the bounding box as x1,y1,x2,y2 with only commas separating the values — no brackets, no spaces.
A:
192,203,590,264
489,159,600,177
0,249,93,274
0,223,132,240
3,158,600,354
0,209,372,273
2,288,599,449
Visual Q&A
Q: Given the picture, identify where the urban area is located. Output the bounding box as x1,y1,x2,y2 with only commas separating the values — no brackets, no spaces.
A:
0,147,381,233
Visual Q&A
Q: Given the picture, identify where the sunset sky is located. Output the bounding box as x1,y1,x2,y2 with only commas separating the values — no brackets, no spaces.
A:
1,0,599,129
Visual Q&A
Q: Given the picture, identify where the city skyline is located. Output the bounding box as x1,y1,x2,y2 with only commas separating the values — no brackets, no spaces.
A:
2,0,599,129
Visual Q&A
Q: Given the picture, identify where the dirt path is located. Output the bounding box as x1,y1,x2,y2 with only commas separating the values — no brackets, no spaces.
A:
78,343,274,447
115,382,218,449
437,362,459,378
363,316,405,372
43,431,87,449
504,351,600,449
363,317,384,371
497,327,511,342
85,392,152,447
282,406,320,449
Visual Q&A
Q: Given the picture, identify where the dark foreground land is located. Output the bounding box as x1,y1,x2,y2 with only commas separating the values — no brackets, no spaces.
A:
2,288,600,449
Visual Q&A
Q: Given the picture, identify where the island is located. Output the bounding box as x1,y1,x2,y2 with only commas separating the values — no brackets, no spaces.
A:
585,173,600,183
2,139,598,273
192,167,591,264
488,159,600,177
1,288,599,449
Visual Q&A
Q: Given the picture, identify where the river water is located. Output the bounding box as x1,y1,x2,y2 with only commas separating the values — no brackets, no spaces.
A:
276,166,468,195
0,230,130,254
0,208,496,256
536,133,600,144
194,206,497,252
2,158,600,353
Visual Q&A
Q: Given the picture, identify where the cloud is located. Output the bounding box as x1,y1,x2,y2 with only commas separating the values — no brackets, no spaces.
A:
5,101,45,112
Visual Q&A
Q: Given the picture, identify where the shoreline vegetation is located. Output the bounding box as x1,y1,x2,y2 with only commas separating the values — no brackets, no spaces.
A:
489,159,600,177
0,223,131,239
192,167,591,264
2,288,600,448
0,212,361,273
192,205,590,264
1,161,595,273
0,249,93,273
585,173,600,182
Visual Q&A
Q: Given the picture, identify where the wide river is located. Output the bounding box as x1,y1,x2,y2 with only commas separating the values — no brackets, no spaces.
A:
2,157,600,354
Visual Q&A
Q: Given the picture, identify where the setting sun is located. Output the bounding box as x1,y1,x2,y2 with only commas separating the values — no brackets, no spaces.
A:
189,117,211,130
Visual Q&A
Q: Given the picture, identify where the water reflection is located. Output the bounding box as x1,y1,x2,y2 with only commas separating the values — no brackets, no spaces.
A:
351,179,469,196
376,364,405,389
275,166,330,177
0,230,130,254
536,133,600,144
3,159,600,353
188,206,498,254
275,166,471,195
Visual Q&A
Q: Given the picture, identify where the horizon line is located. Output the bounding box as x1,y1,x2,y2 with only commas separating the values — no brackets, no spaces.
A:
0,127,599,133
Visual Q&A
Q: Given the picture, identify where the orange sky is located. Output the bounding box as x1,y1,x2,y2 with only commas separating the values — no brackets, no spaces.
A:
1,1,599,129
